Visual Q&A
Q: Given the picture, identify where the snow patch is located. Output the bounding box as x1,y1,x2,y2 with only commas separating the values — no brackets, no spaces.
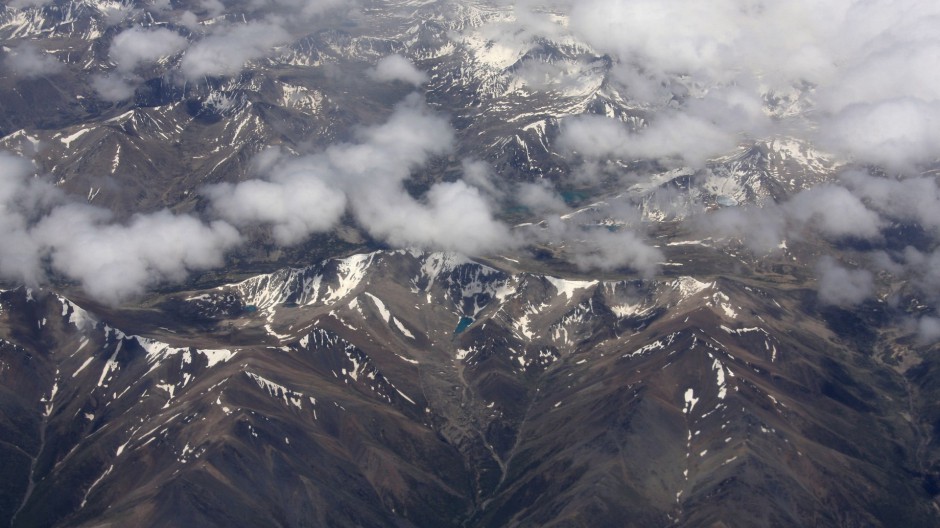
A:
73,356,94,377
545,276,597,301
683,388,699,414
392,317,414,339
672,277,713,299
60,128,90,148
324,253,376,303
364,292,390,323
245,371,305,410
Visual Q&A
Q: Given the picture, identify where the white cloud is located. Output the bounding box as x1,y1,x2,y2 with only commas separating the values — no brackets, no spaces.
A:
254,0,348,18
557,115,631,159
149,0,172,11
816,257,875,307
199,0,225,18
90,27,188,101
90,74,138,102
109,27,188,72
3,44,63,79
898,248,940,303
368,55,429,86
569,228,663,277
558,86,768,168
180,21,291,80
206,155,347,245
7,0,53,8
515,181,568,214
703,184,882,251
520,215,662,278
700,206,788,254
12,0,940,305
481,0,940,174
361,180,513,254
785,186,883,241
841,171,940,231
816,100,940,172
0,152,241,305
33,208,240,304
917,317,940,344
0,154,52,283
460,159,501,198
208,94,515,254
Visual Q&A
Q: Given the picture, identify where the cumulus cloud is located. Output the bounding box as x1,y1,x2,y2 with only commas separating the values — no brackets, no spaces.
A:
841,171,940,231
149,0,172,11
560,0,940,104
917,317,940,344
460,159,501,198
3,44,63,79
817,100,940,172
559,112,738,168
816,257,875,307
14,0,940,304
897,248,940,302
363,180,512,254
469,0,940,174
34,207,240,304
0,154,55,283
515,181,568,214
0,152,240,305
524,216,662,277
513,59,591,92
0,85,530,303
701,205,788,254
818,44,940,114
99,3,137,26
178,0,346,26
199,0,225,18
704,182,885,251
785,186,883,241
255,0,348,18
206,155,348,245
7,0,53,8
207,94,515,254
91,27,188,101
556,115,630,159
558,86,768,168
569,228,663,276
568,0,745,95
368,55,429,86
90,74,138,102
109,27,188,72
180,21,291,80
82,0,353,97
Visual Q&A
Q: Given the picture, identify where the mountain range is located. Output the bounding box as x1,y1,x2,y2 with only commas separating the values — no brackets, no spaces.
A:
2,0,940,526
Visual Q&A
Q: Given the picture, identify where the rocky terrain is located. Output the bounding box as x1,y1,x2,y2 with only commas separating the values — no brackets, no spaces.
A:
0,246,937,527
2,0,940,527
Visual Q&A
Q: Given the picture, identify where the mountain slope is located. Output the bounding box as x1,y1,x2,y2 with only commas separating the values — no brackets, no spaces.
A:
1,250,936,527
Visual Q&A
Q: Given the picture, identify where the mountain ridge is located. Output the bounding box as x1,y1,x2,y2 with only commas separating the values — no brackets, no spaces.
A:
1,249,936,526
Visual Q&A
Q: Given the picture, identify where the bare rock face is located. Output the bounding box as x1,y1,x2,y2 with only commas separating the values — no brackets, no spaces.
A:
2,1,940,527
0,249,935,527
